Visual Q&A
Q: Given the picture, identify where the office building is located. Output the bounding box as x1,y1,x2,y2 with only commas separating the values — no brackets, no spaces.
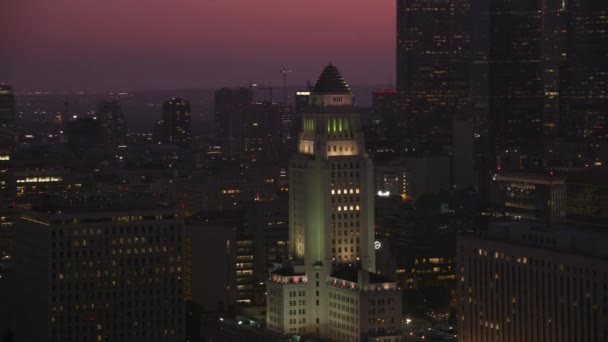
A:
0,85,16,128
397,0,471,151
266,65,402,341
375,155,451,200
162,98,191,148
368,90,404,154
10,194,185,342
66,116,106,158
492,171,566,225
97,100,127,147
457,222,608,342
452,118,475,189
565,171,608,226
0,130,14,259
239,102,282,163
246,198,290,284
484,0,544,169
560,1,608,142
184,216,236,312
214,87,252,155
541,0,568,143
280,106,294,143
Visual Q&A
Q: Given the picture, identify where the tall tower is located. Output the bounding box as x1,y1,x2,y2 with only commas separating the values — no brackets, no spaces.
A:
396,0,472,151
266,65,402,341
289,64,375,271
561,0,608,143
97,99,127,146
0,85,16,128
162,97,191,148
213,87,252,155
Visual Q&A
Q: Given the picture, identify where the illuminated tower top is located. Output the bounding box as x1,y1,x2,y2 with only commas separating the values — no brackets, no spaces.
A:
298,64,365,159
290,64,375,271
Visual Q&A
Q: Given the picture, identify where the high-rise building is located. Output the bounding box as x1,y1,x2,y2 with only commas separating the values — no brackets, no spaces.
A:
0,129,15,259
162,98,191,148
484,0,544,169
214,88,252,154
374,155,451,200
368,90,404,155
396,0,471,151
457,222,608,342
279,106,294,143
560,1,608,142
184,216,236,312
541,0,568,144
452,118,475,189
97,100,127,146
266,65,402,341
239,102,282,163
0,85,16,128
66,116,106,158
9,194,185,342
473,0,606,168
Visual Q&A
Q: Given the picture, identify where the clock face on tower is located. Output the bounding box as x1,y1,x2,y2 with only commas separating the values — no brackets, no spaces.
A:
374,241,382,250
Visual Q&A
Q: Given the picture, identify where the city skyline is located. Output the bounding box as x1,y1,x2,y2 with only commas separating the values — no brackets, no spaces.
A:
3,0,396,92
2,1,608,341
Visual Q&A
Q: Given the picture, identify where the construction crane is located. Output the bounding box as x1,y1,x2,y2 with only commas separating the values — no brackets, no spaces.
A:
280,66,292,105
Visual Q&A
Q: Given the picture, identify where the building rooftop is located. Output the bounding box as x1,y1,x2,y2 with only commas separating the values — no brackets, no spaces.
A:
312,64,351,95
30,192,172,214
272,268,303,277
331,265,394,284
492,170,566,184
473,221,608,259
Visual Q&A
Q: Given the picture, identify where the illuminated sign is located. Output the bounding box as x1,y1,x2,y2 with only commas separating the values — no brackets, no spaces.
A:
377,191,390,197
374,241,382,250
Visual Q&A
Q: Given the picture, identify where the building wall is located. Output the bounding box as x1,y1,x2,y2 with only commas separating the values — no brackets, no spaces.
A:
12,210,185,342
185,220,236,311
266,277,307,335
328,286,360,341
492,172,566,225
11,213,49,342
397,0,472,150
458,226,608,342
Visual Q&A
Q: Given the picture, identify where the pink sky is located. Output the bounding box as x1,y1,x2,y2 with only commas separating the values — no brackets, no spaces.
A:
3,0,395,92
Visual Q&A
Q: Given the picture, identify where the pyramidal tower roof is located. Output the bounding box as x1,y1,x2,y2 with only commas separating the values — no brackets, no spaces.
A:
311,64,351,95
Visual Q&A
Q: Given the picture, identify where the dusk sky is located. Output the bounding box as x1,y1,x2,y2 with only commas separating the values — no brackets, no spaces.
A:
3,0,395,92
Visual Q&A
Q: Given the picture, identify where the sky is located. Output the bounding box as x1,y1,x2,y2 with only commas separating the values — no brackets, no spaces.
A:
2,0,395,93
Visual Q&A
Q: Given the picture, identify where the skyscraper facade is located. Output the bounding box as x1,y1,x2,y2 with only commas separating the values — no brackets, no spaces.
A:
162,98,191,148
213,87,252,155
396,0,471,151
239,102,282,163
266,65,402,341
369,90,404,154
560,0,608,142
473,0,607,170
541,0,568,144
0,85,16,128
97,100,127,147
488,0,544,169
